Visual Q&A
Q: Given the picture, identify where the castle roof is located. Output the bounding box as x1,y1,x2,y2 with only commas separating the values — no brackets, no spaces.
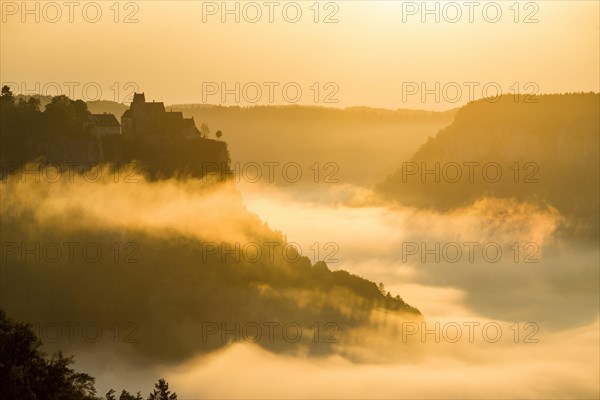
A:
182,117,196,127
140,102,166,114
89,113,120,127
166,111,184,119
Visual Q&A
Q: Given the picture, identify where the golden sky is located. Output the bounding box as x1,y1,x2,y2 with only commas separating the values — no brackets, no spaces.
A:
1,0,598,110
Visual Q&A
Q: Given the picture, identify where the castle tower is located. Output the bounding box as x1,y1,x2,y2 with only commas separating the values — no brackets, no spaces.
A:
122,93,146,134
132,92,146,103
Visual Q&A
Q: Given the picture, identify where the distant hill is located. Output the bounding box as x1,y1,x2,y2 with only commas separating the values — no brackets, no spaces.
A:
165,104,456,186
378,93,600,239
86,100,128,116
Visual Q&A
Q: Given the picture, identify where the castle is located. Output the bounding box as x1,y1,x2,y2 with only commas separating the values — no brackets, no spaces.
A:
120,93,200,137
85,113,120,136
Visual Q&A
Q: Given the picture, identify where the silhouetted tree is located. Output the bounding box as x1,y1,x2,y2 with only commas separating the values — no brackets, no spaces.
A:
199,123,210,138
43,95,90,137
0,309,99,400
22,96,41,111
215,130,223,140
147,378,177,400
0,85,14,103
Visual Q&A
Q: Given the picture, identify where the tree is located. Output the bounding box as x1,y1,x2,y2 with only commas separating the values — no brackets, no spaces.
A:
378,282,386,295
0,309,100,400
43,95,91,137
147,378,177,400
0,85,14,104
199,123,210,139
25,96,41,111
215,130,223,140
